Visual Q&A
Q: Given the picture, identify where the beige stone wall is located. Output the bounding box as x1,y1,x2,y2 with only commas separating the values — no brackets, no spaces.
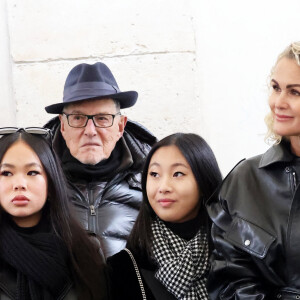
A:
7,0,198,139
2,0,300,174
0,0,15,125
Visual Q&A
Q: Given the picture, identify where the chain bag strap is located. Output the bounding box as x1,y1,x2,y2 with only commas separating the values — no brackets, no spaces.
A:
124,248,147,300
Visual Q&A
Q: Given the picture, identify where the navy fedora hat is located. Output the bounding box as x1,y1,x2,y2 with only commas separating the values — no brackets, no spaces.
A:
45,62,138,114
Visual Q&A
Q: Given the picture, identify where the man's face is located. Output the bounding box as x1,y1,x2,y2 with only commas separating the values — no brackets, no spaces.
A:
60,98,127,165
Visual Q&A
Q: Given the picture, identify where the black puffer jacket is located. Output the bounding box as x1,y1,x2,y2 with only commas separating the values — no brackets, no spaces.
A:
207,141,300,300
45,117,156,257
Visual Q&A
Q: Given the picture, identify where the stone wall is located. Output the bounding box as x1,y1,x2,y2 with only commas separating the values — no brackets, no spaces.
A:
2,0,300,174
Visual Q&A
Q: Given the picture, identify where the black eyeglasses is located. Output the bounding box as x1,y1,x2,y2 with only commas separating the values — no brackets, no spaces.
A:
0,127,52,143
62,112,121,128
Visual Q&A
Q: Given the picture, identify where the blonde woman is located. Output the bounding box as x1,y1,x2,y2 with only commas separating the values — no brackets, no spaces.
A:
207,42,300,300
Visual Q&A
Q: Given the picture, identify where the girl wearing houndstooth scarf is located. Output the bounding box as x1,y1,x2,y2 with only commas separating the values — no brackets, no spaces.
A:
152,218,209,299
108,133,222,300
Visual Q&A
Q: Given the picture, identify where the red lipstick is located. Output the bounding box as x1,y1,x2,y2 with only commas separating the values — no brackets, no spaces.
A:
12,195,29,206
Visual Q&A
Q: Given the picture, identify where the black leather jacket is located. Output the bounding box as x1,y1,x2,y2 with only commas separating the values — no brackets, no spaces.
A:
207,142,300,300
45,117,156,257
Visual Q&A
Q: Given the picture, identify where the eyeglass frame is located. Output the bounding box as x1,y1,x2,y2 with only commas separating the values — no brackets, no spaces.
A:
0,127,52,144
62,112,122,128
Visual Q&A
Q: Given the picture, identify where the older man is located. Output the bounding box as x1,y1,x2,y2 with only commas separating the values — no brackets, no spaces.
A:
45,62,156,257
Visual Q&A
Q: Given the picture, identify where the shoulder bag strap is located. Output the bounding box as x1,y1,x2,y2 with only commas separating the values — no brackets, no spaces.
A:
124,248,147,300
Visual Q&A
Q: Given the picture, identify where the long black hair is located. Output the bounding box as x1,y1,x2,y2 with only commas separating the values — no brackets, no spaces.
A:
127,133,222,258
0,132,108,299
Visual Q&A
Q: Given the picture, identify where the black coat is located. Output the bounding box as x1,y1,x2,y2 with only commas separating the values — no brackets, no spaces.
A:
0,262,76,300
207,142,300,299
107,249,176,300
45,117,156,257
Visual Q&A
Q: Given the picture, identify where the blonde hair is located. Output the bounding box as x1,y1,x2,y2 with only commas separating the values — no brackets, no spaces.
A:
264,42,300,144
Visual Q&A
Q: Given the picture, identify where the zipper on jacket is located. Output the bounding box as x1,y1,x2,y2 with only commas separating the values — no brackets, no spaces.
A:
293,172,297,191
90,205,96,216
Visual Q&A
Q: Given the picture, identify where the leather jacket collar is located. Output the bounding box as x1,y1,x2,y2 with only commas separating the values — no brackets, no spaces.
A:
259,141,294,168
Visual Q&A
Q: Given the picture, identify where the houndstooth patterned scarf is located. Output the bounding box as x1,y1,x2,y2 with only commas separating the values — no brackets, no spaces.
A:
151,218,209,299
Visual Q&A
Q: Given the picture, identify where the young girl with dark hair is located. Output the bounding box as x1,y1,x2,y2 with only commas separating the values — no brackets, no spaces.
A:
0,127,109,300
107,133,222,299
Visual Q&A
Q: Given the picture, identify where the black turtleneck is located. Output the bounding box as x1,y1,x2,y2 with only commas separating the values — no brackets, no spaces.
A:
8,216,50,235
164,215,202,241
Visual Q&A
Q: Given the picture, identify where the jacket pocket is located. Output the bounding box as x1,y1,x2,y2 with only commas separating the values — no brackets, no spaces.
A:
224,216,276,259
